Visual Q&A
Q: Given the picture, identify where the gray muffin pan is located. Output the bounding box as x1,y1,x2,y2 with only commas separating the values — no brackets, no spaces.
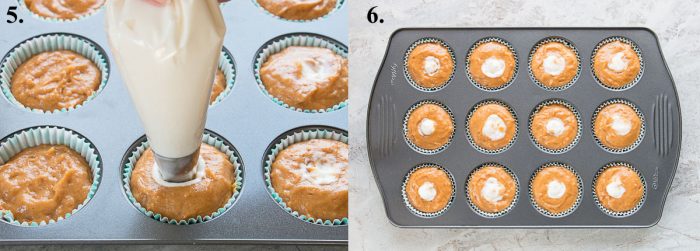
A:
0,0,347,245
367,28,681,228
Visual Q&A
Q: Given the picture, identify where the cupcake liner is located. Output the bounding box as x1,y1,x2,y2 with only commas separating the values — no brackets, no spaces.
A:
0,126,102,227
465,163,520,218
466,37,519,92
528,37,581,91
19,0,104,23
252,0,345,22
591,99,646,153
402,100,455,155
253,33,348,113
0,33,110,114
528,99,582,154
402,38,456,92
528,162,583,218
591,36,645,91
592,162,647,218
121,131,244,225
465,100,519,154
401,163,455,218
263,127,349,226
210,47,236,107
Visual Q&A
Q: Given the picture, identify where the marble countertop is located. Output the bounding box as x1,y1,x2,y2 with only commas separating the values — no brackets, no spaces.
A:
348,0,700,250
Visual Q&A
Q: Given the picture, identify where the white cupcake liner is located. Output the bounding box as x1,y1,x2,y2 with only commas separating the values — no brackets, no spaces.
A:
528,162,583,218
466,37,519,92
591,36,645,91
254,34,348,113
263,127,349,226
0,33,110,114
19,0,105,23
465,100,519,154
528,37,581,91
465,163,520,218
0,126,102,227
210,47,236,107
401,163,455,218
528,99,582,154
591,99,646,154
121,131,244,225
402,100,455,155
592,162,647,218
402,38,456,92
252,0,345,22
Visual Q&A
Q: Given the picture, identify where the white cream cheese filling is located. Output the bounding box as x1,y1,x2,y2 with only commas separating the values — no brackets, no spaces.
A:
545,117,566,137
418,181,437,201
153,156,206,187
423,56,441,76
607,52,629,72
481,177,505,203
481,57,506,78
546,180,566,199
543,52,566,75
418,118,437,136
482,114,507,141
610,114,632,136
606,176,626,199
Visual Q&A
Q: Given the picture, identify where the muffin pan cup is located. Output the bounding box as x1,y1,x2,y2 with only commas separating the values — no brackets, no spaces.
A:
367,28,681,228
527,37,582,92
0,0,347,244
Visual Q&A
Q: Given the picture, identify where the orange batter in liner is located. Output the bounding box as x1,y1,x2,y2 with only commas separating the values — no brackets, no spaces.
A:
25,0,105,20
531,165,579,215
405,166,453,214
271,139,348,220
594,103,642,150
467,165,517,213
257,0,337,20
210,69,226,104
468,103,517,151
406,103,454,151
595,165,644,212
530,104,579,151
406,42,454,89
0,145,92,223
530,41,579,88
468,41,516,89
593,40,641,88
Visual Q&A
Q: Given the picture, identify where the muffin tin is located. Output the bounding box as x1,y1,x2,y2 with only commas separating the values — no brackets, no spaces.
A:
0,0,347,244
367,28,681,228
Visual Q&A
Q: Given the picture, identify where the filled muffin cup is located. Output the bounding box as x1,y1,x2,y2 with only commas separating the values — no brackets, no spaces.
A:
592,162,646,218
465,100,519,154
403,38,456,92
0,33,110,114
0,126,102,227
210,46,236,107
252,0,345,22
253,33,348,113
401,163,455,218
591,36,644,91
528,162,583,218
121,130,244,225
402,100,456,155
528,99,582,154
263,127,349,226
528,37,581,91
591,99,646,154
465,37,519,92
19,0,105,23
465,163,519,218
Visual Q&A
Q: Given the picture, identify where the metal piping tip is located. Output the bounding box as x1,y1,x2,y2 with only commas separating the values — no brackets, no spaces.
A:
153,148,200,183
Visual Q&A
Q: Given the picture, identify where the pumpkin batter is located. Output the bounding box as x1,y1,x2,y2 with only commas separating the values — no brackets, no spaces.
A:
130,144,236,221
594,103,642,150
260,46,348,110
25,0,105,20
467,165,517,214
257,0,337,20
406,42,454,89
405,103,454,151
404,166,453,214
11,50,101,111
0,145,92,223
593,40,641,88
271,139,348,220
210,69,226,104
468,41,516,89
531,165,579,215
595,165,644,213
530,41,579,88
468,103,517,151
530,103,579,151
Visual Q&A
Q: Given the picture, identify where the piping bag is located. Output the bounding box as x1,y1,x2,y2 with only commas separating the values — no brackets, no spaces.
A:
105,0,226,183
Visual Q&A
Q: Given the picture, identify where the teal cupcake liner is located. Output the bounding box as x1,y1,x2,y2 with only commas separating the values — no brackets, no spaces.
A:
210,47,236,107
0,126,102,227
19,0,105,23
264,128,349,226
252,0,345,22
0,33,110,114
254,34,348,113
121,131,243,225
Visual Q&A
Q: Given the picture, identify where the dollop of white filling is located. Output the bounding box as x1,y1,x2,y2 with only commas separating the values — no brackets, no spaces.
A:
418,181,437,201
606,176,626,199
543,52,566,75
481,57,506,78
423,56,441,76
611,114,632,136
607,52,629,72
546,180,566,199
482,114,507,141
299,151,345,185
152,156,206,187
418,118,437,136
481,177,505,203
545,117,566,137
301,58,334,82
